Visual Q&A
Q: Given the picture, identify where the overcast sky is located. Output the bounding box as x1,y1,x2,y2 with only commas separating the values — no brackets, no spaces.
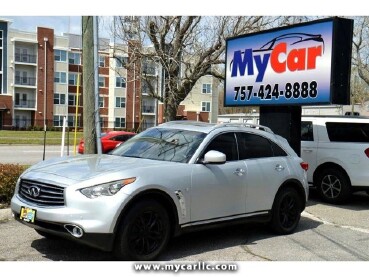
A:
0,1,364,40
3,16,114,38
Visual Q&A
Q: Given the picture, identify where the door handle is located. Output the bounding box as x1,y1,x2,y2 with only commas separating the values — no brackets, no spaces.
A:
234,168,245,176
275,164,285,171
303,149,313,153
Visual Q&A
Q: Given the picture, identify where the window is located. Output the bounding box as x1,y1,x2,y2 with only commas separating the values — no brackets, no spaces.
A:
236,133,274,159
115,97,126,108
116,77,126,88
69,52,81,65
326,122,369,143
301,121,314,141
203,133,238,161
116,56,128,68
202,83,212,94
54,72,67,84
115,117,126,128
68,115,81,127
0,30,2,48
99,76,105,87
99,96,104,108
68,73,79,85
68,94,76,106
53,115,64,127
54,50,67,62
201,101,211,112
54,93,66,105
100,117,105,128
99,55,105,67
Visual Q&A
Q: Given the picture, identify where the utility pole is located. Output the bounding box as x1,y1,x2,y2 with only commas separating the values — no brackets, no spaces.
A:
82,16,97,154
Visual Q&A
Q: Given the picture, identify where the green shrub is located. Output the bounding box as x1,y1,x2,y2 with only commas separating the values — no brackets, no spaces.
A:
0,164,26,207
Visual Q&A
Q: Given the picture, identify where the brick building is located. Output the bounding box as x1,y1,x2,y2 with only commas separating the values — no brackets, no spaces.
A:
0,19,220,131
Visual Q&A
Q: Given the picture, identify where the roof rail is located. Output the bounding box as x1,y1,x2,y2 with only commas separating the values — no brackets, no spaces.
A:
216,122,274,134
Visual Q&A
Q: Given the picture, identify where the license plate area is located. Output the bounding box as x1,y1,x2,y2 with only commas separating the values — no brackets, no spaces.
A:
20,207,37,223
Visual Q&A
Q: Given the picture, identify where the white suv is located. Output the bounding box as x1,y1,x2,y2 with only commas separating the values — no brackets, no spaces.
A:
301,116,369,204
11,121,308,260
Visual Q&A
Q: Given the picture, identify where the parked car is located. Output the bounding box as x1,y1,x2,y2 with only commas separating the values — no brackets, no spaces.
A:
78,131,136,154
11,121,308,260
301,115,369,204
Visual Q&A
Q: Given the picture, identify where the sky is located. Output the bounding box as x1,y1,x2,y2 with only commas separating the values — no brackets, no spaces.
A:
3,16,113,38
1,0,366,33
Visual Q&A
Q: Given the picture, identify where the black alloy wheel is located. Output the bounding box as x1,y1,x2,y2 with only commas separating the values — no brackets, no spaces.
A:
271,187,302,234
114,200,170,261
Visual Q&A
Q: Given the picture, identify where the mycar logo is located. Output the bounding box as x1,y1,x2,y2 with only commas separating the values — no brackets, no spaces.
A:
230,33,325,82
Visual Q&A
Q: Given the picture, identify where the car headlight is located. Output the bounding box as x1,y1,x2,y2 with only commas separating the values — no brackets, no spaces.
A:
80,177,136,199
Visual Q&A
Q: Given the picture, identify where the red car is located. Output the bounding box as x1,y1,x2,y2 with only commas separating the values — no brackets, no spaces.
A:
78,131,136,154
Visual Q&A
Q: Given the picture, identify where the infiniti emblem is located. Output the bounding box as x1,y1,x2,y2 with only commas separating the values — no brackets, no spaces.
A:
29,186,41,198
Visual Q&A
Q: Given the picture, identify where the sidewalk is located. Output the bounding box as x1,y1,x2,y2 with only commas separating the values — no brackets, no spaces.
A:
0,208,12,221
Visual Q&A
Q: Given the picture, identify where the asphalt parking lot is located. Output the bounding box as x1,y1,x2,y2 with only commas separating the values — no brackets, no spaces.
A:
1,190,369,262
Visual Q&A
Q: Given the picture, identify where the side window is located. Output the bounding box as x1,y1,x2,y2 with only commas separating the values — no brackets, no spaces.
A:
326,122,369,143
203,133,238,161
236,132,273,159
270,141,288,157
301,121,314,141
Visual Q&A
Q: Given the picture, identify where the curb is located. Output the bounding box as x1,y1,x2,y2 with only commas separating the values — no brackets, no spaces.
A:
0,208,13,221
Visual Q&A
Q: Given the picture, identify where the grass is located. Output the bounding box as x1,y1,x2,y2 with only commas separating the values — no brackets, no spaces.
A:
0,130,84,145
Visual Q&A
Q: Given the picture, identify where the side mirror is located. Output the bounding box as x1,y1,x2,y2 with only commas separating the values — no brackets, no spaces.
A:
203,150,226,164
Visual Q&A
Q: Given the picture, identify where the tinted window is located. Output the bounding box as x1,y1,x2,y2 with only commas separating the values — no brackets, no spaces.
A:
271,141,288,157
326,122,369,143
236,133,273,159
301,121,314,141
203,133,238,161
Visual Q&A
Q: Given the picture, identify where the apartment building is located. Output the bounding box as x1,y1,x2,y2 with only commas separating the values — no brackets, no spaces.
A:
0,19,220,131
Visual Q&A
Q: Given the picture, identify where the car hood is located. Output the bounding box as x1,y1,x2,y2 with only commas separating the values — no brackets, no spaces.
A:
24,154,168,181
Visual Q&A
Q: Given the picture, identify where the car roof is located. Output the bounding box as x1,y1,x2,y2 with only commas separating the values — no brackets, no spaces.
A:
302,115,369,122
158,121,274,135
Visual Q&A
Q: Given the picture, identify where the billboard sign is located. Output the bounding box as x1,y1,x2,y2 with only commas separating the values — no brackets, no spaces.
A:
225,18,353,106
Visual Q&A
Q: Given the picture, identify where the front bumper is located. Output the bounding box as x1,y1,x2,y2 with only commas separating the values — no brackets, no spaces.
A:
13,212,115,251
11,189,132,251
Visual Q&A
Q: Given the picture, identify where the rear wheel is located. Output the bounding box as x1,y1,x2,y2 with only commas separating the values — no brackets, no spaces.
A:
271,187,302,234
316,168,351,204
114,200,170,261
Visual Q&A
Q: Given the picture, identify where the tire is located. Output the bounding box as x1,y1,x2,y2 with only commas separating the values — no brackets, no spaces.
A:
271,187,302,234
316,168,351,204
114,200,170,261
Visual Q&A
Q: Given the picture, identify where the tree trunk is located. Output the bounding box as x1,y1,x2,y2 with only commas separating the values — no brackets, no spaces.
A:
82,16,97,154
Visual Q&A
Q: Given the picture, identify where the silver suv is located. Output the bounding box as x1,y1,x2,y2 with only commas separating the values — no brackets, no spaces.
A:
11,121,308,260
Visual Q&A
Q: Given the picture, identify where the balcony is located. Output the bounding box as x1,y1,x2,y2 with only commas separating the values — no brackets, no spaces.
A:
142,66,156,76
142,105,155,114
15,76,36,86
15,53,37,64
14,100,36,109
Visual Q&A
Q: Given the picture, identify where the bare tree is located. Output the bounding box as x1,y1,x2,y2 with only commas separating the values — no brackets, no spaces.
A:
353,17,369,85
111,16,283,121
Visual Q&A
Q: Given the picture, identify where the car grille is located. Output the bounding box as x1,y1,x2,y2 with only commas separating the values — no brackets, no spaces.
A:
18,179,65,207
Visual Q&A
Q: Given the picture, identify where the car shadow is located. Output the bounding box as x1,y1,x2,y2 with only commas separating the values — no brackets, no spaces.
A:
31,216,321,261
307,188,369,211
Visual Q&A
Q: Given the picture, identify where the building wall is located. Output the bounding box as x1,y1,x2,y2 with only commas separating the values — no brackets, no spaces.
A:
180,75,219,123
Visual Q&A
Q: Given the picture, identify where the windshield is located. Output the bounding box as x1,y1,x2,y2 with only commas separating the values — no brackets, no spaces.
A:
110,127,206,163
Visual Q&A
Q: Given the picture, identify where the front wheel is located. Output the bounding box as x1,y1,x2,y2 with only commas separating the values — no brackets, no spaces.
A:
114,200,170,261
270,187,302,234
